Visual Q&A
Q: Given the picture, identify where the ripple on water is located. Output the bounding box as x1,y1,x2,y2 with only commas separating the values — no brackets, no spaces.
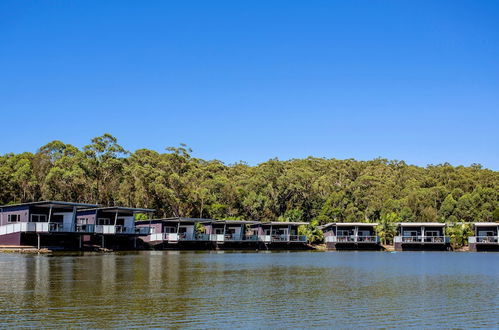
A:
0,251,497,328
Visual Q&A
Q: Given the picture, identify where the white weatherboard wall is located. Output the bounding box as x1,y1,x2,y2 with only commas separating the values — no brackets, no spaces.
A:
180,226,194,235
228,227,241,236
124,216,134,229
54,212,74,231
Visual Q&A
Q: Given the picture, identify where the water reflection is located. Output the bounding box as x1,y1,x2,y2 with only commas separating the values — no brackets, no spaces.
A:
0,251,497,328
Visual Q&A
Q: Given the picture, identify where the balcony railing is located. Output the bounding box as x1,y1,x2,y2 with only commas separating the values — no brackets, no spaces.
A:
224,234,243,241
325,235,379,243
469,236,498,244
394,236,449,243
75,224,95,233
146,232,305,243
270,234,307,242
0,222,50,235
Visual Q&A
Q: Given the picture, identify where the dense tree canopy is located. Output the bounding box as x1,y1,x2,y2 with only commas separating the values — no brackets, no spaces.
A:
1,134,498,225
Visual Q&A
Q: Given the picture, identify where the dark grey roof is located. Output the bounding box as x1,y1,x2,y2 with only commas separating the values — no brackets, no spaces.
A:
321,222,378,230
79,206,155,213
0,201,98,209
255,221,308,226
212,220,258,225
141,217,214,224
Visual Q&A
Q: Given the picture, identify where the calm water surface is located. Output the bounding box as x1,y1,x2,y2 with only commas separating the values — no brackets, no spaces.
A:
0,251,497,329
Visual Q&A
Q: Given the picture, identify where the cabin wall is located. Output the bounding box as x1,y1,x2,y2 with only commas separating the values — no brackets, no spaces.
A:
76,210,97,225
0,232,21,245
204,225,213,235
52,212,74,231
227,226,242,236
476,227,498,236
123,216,134,229
0,206,29,226
323,227,335,237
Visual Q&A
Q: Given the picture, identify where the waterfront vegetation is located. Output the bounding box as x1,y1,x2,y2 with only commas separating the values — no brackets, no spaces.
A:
0,134,497,248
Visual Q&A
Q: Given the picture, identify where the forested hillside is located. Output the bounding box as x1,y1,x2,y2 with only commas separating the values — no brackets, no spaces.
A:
1,134,498,225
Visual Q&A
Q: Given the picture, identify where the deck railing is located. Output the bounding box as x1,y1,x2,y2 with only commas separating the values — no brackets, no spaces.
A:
0,222,50,235
75,224,95,233
469,236,498,244
147,232,305,243
270,234,307,242
394,236,449,243
325,235,378,243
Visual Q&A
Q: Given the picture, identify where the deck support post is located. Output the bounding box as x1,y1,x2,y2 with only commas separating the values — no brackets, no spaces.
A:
71,206,77,232
79,235,82,249
270,224,273,243
101,235,105,248
134,237,137,249
37,233,40,250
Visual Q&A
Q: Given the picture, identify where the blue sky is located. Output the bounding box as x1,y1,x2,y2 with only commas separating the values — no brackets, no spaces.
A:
1,1,498,169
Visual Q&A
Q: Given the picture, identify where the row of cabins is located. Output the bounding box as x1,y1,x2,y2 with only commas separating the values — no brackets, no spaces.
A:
0,201,308,250
136,218,308,249
322,222,498,251
0,201,497,251
0,201,153,250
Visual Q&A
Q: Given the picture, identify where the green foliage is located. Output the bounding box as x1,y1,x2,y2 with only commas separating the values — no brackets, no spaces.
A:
277,209,303,222
376,212,399,245
0,135,497,229
134,213,149,221
493,208,499,222
194,222,206,234
298,220,324,244
445,223,474,248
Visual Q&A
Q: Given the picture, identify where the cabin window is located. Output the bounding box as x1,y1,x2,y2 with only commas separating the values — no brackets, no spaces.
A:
8,214,20,223
338,230,349,236
77,218,88,225
150,227,156,234
426,231,440,237
214,228,224,234
164,227,176,233
30,214,47,222
97,218,111,225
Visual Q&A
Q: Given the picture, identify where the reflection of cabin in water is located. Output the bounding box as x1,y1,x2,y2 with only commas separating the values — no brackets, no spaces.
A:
394,223,450,251
322,223,380,250
468,223,499,252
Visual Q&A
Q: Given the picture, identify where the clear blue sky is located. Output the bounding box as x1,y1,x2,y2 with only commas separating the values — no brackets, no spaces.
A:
1,1,498,169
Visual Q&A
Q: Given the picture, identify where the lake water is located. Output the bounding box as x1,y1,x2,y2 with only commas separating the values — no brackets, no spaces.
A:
0,251,497,329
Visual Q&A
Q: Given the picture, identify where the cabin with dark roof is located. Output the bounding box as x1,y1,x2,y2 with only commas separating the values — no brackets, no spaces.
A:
76,206,154,249
205,220,259,245
468,222,499,252
323,223,380,250
394,223,450,251
0,201,97,249
136,217,213,248
251,222,308,245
